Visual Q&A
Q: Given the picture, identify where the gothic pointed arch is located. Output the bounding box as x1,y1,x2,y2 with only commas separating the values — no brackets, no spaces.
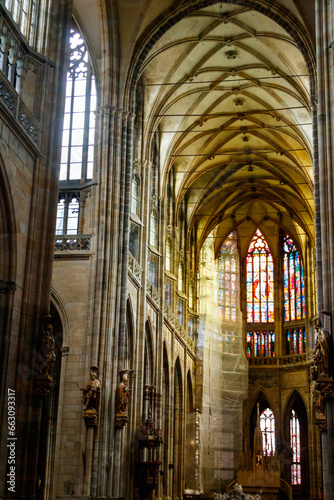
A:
283,390,309,497
248,390,277,456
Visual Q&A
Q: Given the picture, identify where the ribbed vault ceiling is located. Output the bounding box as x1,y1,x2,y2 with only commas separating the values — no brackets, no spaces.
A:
141,3,313,254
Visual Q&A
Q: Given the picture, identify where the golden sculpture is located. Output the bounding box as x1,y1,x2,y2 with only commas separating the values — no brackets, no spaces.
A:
78,366,101,427
115,370,131,428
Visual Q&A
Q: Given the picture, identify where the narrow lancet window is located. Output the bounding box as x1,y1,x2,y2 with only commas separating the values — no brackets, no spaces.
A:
217,231,238,322
283,235,305,321
290,409,301,485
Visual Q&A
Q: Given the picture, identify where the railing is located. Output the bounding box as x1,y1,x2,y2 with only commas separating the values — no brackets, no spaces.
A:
128,252,142,284
0,10,42,145
54,235,91,251
248,352,309,366
164,302,196,356
0,70,42,144
146,278,161,308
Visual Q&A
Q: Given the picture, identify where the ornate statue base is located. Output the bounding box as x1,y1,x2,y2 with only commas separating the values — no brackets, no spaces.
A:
313,377,334,431
34,374,56,397
115,412,128,428
83,408,99,427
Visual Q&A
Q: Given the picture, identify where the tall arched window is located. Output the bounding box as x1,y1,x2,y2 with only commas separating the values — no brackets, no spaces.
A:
217,231,238,322
283,235,305,321
5,0,39,45
178,262,184,292
149,210,158,247
131,174,140,215
290,409,301,485
60,25,96,182
246,230,274,323
166,239,172,272
260,408,275,456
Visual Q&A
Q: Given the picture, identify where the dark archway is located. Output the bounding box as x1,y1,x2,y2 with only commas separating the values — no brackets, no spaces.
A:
36,301,63,500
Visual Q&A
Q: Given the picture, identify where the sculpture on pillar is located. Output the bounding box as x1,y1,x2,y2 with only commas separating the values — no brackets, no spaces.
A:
78,366,101,427
115,370,131,428
34,320,56,397
311,318,334,431
311,321,331,379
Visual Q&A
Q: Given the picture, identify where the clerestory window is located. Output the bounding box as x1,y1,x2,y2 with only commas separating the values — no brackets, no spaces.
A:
60,25,96,183
4,0,39,45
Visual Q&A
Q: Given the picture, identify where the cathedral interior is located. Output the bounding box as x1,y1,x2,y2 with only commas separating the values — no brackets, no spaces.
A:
1,0,334,499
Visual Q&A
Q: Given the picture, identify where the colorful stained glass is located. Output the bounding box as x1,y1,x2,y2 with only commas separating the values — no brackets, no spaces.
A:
217,232,238,322
283,235,305,322
260,408,276,456
246,330,275,357
286,328,306,355
290,409,301,485
246,230,274,323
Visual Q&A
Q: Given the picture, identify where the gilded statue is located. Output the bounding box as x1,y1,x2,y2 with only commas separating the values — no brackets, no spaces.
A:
78,369,101,412
116,371,131,415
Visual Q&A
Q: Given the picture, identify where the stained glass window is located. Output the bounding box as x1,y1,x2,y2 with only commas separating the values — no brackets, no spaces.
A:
260,408,275,456
290,409,301,485
246,330,275,357
217,231,238,322
60,26,96,182
283,235,305,321
286,328,306,355
247,230,274,323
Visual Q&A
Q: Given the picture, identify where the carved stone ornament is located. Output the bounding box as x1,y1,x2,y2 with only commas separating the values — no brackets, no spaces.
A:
0,279,17,295
78,366,101,427
136,406,163,449
34,319,56,397
115,370,131,429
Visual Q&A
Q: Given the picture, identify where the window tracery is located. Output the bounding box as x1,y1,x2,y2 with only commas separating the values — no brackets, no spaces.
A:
283,235,305,321
246,230,274,323
217,231,238,322
60,25,96,183
260,407,275,456
56,194,80,235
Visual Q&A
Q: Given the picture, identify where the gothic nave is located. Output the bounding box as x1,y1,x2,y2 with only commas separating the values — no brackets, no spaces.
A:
0,1,334,499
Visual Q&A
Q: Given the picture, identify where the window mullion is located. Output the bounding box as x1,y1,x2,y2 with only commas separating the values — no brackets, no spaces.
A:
81,64,92,182
67,75,76,181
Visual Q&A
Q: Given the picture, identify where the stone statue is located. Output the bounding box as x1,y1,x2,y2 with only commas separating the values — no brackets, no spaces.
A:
312,328,331,379
34,321,56,396
79,369,101,411
116,371,131,415
35,324,56,376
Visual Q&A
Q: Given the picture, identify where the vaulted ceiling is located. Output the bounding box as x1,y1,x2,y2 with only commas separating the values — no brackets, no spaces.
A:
140,3,314,255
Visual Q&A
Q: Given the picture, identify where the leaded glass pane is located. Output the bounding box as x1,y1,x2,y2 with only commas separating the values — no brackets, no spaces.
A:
290,410,301,485
260,408,275,456
283,235,305,322
217,231,238,322
246,230,274,323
